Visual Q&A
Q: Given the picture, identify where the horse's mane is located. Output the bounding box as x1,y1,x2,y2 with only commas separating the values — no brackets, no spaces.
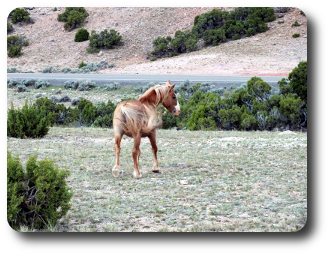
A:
138,84,170,107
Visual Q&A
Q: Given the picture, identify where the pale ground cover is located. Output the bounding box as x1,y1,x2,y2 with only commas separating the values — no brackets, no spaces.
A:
7,126,307,232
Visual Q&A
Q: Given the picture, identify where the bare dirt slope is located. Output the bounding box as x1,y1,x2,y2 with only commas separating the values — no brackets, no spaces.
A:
7,7,307,76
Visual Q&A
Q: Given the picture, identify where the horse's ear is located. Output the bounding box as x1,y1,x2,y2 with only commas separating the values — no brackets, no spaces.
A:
169,84,175,90
167,80,171,84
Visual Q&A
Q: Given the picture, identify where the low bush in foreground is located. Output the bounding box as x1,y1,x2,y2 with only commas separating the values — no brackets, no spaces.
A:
7,151,72,230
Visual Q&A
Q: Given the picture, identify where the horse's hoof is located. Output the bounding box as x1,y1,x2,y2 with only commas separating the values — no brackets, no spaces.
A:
152,170,160,173
133,172,142,179
112,168,120,178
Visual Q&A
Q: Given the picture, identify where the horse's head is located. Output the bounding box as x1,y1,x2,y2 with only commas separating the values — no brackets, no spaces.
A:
162,80,180,116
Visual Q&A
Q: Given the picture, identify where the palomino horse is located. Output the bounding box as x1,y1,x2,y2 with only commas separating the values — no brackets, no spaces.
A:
112,80,180,178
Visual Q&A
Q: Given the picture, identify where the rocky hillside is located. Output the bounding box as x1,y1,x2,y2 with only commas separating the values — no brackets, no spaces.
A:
7,7,307,76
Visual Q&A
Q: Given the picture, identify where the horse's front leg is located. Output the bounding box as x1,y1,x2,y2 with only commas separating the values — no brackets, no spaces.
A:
132,134,142,178
148,131,160,173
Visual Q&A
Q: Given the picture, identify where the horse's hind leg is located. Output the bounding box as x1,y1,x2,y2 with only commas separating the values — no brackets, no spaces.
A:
112,129,123,177
132,134,142,178
148,131,160,173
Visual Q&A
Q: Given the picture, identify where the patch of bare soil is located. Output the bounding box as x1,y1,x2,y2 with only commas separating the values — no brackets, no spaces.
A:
7,7,307,76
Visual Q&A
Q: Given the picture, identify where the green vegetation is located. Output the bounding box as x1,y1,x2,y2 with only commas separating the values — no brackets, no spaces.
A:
75,28,89,42
7,151,72,230
7,22,13,32
150,7,275,59
292,33,300,38
57,7,89,31
7,100,51,139
7,35,29,58
11,8,33,24
87,29,124,53
162,61,307,131
292,20,300,27
7,127,307,232
78,61,87,68
7,61,307,132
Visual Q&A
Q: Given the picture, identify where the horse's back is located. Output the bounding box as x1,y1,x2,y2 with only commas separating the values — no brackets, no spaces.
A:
113,100,151,135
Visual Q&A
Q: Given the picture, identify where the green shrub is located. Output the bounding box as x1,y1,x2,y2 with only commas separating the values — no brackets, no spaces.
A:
292,20,300,27
87,29,124,53
11,8,32,24
203,27,226,46
288,61,307,103
33,97,78,126
41,66,57,73
247,77,271,103
7,67,21,73
7,22,13,32
7,151,72,230
151,7,274,59
92,100,116,128
57,7,89,31
21,79,36,87
8,45,22,58
104,83,120,91
150,36,172,58
292,33,300,38
35,79,50,89
77,99,96,125
150,57,157,61
75,28,89,42
240,112,257,130
279,93,304,128
7,35,28,58
7,100,50,139
78,61,87,68
218,105,242,130
16,84,29,92
77,80,96,91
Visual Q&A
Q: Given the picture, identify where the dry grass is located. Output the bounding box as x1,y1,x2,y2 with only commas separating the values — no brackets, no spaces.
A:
7,126,307,232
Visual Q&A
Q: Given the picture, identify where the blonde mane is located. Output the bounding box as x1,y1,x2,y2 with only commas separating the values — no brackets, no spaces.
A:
138,84,170,107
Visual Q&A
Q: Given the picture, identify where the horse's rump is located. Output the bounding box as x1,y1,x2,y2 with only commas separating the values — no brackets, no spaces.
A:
119,101,161,134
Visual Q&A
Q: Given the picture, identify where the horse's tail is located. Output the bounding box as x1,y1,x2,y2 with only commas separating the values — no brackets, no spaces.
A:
120,103,161,134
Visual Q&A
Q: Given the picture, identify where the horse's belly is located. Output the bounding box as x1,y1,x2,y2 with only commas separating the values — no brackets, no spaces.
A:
124,130,155,138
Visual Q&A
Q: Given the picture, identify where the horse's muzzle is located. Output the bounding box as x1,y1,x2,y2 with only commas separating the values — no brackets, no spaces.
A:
173,109,181,115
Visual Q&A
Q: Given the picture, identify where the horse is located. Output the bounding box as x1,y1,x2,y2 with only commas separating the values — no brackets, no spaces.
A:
112,80,180,179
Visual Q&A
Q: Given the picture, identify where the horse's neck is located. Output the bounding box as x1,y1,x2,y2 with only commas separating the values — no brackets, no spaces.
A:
142,93,161,110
